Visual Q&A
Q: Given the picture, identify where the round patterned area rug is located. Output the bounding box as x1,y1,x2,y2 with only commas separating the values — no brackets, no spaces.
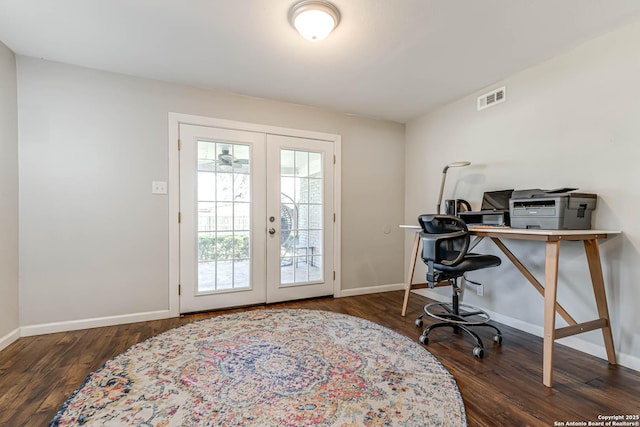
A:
51,309,467,426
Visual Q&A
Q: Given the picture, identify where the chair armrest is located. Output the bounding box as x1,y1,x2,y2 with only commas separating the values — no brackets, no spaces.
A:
420,230,467,244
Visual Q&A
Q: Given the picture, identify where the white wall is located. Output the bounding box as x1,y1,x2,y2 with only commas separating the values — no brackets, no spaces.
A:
16,57,405,328
0,41,19,349
405,18,640,368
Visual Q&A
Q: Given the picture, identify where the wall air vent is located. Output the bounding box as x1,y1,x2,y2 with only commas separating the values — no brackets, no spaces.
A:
477,86,506,111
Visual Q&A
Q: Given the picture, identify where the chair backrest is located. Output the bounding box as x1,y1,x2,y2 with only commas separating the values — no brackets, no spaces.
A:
418,214,470,266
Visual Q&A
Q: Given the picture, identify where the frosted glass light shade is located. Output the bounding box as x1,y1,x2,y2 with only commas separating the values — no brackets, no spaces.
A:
289,1,340,42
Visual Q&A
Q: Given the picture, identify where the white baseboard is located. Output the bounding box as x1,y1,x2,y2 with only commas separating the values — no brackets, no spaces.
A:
0,327,20,352
412,288,640,373
11,283,402,338
20,310,174,337
617,352,640,372
339,283,406,298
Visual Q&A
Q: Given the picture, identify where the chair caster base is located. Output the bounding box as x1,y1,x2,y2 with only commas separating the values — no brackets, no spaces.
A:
416,300,504,357
473,346,484,358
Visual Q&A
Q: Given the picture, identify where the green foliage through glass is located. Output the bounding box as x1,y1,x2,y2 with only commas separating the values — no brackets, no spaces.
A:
199,234,250,261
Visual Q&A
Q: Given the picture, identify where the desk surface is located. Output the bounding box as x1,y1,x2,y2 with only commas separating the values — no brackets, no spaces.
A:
401,224,620,242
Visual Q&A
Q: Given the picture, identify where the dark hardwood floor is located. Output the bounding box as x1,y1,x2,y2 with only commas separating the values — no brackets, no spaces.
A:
1,291,639,426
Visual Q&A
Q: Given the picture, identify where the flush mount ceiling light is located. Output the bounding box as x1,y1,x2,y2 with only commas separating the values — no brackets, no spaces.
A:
288,0,341,42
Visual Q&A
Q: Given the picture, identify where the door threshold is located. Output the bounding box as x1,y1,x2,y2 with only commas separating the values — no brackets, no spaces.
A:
180,295,335,317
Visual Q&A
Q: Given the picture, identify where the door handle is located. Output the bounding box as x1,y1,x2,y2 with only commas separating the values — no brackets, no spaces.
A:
268,228,276,235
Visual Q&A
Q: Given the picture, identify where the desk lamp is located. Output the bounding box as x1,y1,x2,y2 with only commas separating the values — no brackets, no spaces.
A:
436,161,471,214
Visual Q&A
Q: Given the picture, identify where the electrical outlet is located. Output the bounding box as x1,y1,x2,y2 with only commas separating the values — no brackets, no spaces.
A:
151,181,167,195
476,284,484,296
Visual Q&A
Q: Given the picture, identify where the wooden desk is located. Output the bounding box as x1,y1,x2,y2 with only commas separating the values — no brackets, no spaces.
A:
401,225,620,387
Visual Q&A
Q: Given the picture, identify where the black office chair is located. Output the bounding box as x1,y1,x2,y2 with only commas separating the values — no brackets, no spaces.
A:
415,214,503,358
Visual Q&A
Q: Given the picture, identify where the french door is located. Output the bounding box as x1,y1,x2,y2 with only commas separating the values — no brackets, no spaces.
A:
179,124,335,313
265,134,334,303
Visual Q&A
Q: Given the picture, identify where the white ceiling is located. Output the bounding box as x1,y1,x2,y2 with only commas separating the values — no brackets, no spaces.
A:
1,0,640,123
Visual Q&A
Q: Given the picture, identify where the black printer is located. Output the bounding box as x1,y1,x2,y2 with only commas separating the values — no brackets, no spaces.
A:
509,188,597,230
458,189,512,226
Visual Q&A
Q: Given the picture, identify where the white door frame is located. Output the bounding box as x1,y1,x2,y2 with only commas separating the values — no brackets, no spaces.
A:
168,113,342,316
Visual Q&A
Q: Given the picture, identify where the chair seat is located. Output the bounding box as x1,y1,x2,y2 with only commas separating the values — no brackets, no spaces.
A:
435,253,501,273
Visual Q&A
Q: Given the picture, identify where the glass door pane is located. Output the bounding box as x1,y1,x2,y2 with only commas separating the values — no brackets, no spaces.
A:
279,149,324,285
197,141,251,293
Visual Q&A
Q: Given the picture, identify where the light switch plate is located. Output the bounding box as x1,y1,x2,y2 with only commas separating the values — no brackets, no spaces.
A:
152,181,167,194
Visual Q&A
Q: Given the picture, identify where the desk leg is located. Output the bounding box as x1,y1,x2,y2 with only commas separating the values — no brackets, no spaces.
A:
402,232,421,317
543,240,561,387
584,239,617,365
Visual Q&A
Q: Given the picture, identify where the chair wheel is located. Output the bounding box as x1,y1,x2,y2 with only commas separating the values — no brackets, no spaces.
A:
415,319,423,328
494,334,503,345
419,335,429,345
473,346,484,358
